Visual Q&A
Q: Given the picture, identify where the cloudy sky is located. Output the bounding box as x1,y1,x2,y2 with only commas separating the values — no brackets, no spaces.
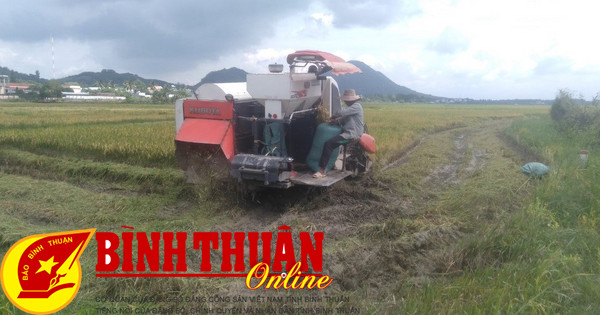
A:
1,0,598,99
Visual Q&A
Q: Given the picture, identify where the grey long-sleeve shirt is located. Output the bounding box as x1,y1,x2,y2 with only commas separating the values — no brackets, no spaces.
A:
332,102,364,140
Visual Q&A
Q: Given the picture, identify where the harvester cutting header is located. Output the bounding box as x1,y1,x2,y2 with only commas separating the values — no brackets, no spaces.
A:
175,50,375,189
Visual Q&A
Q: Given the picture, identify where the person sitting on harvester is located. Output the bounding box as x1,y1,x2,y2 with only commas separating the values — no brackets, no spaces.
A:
313,89,365,178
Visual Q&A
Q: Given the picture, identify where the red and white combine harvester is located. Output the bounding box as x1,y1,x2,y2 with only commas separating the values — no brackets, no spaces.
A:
174,50,374,189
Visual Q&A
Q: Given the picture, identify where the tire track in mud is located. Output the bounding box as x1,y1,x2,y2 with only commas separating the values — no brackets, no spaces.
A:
380,123,468,172
225,123,489,232
212,118,526,293
387,124,499,280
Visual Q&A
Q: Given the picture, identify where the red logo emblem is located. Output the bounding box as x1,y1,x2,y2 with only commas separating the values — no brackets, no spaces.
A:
1,229,95,314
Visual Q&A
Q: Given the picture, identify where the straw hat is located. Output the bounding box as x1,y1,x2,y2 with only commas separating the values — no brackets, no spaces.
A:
341,89,361,101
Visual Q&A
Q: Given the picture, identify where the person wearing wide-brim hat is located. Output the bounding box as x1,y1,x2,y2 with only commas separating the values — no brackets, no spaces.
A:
313,89,365,178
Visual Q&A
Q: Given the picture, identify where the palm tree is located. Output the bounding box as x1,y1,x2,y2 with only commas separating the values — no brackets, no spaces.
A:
123,80,133,93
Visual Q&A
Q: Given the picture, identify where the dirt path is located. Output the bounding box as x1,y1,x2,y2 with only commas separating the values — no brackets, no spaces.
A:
211,118,531,293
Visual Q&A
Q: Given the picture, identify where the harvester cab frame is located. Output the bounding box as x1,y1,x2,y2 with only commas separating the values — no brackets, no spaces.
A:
174,50,372,189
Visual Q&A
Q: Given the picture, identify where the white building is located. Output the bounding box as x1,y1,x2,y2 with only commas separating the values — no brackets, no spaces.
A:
62,92,126,102
64,85,83,93
0,75,7,95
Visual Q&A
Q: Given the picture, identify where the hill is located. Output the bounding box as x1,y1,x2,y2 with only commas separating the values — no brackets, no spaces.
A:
335,60,422,97
0,66,47,84
0,66,173,88
191,67,247,91
60,69,171,87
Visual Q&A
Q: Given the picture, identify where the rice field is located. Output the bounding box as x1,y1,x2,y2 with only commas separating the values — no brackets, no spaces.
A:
0,102,546,168
0,101,553,314
0,103,171,127
0,103,175,166
364,103,545,164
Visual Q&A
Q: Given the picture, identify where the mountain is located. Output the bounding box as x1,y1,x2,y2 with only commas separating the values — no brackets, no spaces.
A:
335,60,421,97
60,69,171,87
191,67,247,91
190,62,432,99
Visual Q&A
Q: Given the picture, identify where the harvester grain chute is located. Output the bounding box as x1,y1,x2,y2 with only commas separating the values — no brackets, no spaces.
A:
174,50,374,188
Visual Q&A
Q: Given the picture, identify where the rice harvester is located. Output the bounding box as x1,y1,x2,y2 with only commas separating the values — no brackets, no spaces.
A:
174,50,374,189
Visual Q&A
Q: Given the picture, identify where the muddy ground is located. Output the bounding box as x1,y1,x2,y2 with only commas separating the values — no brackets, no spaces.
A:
196,118,537,302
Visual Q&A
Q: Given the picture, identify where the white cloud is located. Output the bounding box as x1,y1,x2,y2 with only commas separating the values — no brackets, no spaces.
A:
359,0,600,98
311,13,333,26
0,46,18,64
356,54,388,72
2,0,600,99
243,48,294,66
534,56,574,76
332,51,351,62
0,39,104,79
427,27,470,55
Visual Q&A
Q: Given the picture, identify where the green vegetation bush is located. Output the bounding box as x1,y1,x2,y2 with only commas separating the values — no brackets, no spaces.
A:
550,90,600,140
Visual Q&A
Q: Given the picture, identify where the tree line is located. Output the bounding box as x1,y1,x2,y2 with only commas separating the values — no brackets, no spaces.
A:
12,79,190,103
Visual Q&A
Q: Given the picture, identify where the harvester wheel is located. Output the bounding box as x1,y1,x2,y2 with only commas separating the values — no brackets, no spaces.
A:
345,142,371,177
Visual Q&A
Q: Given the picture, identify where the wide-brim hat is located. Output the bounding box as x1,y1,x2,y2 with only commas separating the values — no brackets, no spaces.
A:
341,89,361,101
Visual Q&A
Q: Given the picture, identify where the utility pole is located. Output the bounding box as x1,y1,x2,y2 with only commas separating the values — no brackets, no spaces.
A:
52,36,55,79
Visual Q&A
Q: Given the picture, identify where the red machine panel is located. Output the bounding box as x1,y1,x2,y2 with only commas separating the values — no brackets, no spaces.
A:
175,119,235,161
183,100,233,120
359,133,376,154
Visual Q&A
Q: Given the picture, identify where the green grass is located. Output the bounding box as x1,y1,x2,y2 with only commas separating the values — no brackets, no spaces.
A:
399,200,598,313
507,117,600,226
364,103,546,165
392,115,600,314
